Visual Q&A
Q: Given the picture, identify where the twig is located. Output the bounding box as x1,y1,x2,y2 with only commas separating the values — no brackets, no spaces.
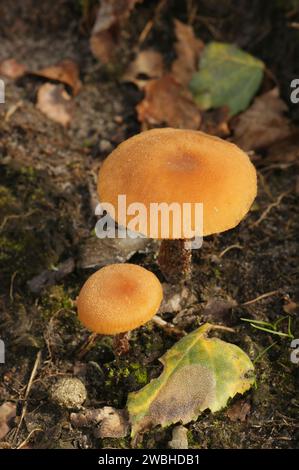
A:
77,332,98,359
250,191,290,228
9,271,18,302
186,0,198,24
16,428,43,449
152,315,186,336
209,324,235,333
241,290,280,306
5,100,23,122
138,20,154,44
219,244,243,258
253,342,277,364
13,350,42,445
0,209,38,232
257,171,273,199
138,0,168,45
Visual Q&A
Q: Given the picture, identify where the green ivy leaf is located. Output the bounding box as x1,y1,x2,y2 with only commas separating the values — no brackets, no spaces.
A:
127,323,254,436
189,42,264,116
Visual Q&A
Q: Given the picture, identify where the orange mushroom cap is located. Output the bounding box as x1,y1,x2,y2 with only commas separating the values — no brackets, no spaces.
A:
98,128,257,238
77,263,163,334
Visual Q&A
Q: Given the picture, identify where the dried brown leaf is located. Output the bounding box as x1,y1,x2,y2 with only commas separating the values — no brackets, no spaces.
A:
200,107,230,137
90,0,142,63
36,83,73,127
137,74,201,129
265,132,299,165
0,402,16,439
233,88,293,151
123,49,164,89
0,58,27,79
71,406,129,438
283,300,298,315
171,19,204,86
202,297,237,323
32,59,81,95
227,399,251,422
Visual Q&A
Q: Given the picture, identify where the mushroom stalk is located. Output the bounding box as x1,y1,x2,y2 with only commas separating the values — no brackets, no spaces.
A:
158,239,192,284
113,332,131,356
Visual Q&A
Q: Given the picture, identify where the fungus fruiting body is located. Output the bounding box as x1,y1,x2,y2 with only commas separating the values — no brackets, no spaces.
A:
98,128,257,282
77,263,163,338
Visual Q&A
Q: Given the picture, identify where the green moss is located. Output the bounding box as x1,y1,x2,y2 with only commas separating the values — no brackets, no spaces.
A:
40,285,74,319
101,437,130,449
187,429,201,449
0,236,24,262
19,166,37,181
130,362,148,385
0,185,17,208
213,267,221,279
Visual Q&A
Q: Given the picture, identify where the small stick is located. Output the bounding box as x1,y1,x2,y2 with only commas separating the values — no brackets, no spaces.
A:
209,324,235,333
219,244,243,258
17,428,42,449
9,271,18,302
13,350,42,445
152,315,186,336
241,290,280,307
250,191,290,228
77,332,98,359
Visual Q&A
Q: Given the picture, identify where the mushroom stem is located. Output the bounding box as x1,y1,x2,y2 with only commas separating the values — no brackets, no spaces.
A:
113,332,131,356
158,239,192,283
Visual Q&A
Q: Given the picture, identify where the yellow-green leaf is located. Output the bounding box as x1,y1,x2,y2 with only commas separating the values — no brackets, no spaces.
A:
127,323,254,436
189,42,264,116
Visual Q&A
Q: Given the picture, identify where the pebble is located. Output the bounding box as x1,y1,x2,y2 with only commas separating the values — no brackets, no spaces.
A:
50,377,87,409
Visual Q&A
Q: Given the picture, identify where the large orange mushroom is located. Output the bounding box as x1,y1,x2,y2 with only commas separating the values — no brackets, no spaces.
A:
98,128,257,282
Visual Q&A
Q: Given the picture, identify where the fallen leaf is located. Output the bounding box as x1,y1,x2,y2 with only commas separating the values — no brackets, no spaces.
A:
27,258,75,294
159,284,196,314
190,42,264,117
227,399,251,422
0,58,27,79
0,402,16,439
264,132,299,164
90,0,142,63
283,300,298,315
36,83,73,127
233,88,293,151
171,19,204,86
78,236,151,269
71,407,129,438
200,107,230,137
202,297,237,323
127,323,255,436
168,425,188,449
123,49,164,89
32,59,81,95
137,74,201,129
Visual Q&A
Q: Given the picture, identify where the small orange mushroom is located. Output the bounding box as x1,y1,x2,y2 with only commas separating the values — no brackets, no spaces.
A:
98,128,257,282
77,263,163,335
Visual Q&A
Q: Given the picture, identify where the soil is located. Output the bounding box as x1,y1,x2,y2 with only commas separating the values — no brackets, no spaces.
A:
0,0,298,449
